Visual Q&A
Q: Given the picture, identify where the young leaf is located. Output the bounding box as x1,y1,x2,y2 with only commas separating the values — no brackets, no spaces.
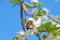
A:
11,0,19,3
13,37,18,40
19,0,23,4
11,0,15,2
11,0,23,4
33,2,42,6
43,34,48,39
37,24,45,31
21,18,26,24
56,31,60,36
40,11,46,16
32,8,41,17
52,30,57,36
26,6,31,10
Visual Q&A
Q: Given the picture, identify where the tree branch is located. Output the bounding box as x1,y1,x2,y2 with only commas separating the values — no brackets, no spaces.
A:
20,0,25,31
47,15,60,24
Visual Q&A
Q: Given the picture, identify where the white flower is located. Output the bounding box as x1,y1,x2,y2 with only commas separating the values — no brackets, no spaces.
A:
26,17,42,35
27,17,35,24
34,17,42,27
43,15,48,20
23,2,33,11
20,32,25,36
43,8,49,14
32,8,38,17
57,36,60,40
56,24,60,27
49,15,57,25
50,20,56,25
47,33,56,40
17,30,26,40
33,27,38,33
26,29,34,36
30,0,38,3
27,17,42,27
26,28,38,36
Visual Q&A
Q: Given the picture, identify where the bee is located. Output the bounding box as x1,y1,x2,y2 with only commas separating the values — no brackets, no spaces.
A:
26,18,35,30
26,20,35,30
26,16,42,29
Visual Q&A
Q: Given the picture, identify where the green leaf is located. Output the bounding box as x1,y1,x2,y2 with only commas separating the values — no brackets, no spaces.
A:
52,29,60,36
36,9,46,16
11,0,19,3
56,31,60,36
33,8,41,16
32,8,46,16
52,30,57,36
36,9,42,16
33,2,42,6
44,22,55,33
11,0,15,2
38,2,42,6
13,37,18,40
38,22,57,33
21,18,26,24
33,17,38,21
43,34,48,39
40,11,46,16
19,0,23,4
37,24,45,31
26,6,31,10
11,0,23,4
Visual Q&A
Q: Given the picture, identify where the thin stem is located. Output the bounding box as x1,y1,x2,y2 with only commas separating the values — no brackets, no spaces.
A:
36,33,41,40
47,15,60,24
20,0,25,31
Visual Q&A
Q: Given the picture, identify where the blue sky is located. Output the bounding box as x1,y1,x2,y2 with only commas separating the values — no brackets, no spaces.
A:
0,0,60,40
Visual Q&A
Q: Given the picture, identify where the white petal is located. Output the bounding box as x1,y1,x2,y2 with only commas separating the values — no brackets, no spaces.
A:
57,36,60,40
47,33,56,40
17,31,26,40
17,30,25,37
32,8,38,17
43,8,49,13
33,28,38,33
43,15,48,20
51,20,56,25
27,17,35,22
56,24,60,27
34,17,42,27
30,0,38,3
26,29,33,36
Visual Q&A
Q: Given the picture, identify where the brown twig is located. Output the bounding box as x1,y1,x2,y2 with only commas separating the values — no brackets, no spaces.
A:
20,0,25,31
47,15,60,24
